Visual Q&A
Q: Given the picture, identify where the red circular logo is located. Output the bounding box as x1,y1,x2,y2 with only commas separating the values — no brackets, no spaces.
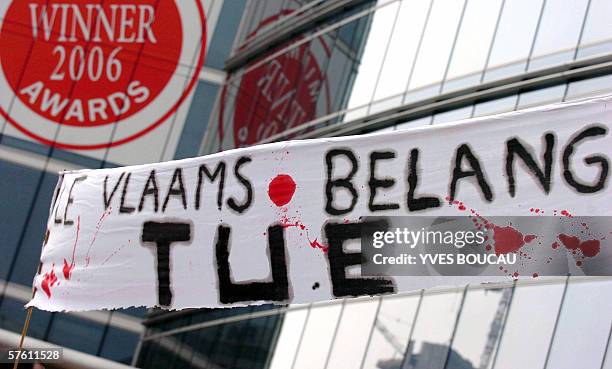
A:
217,12,331,150
232,42,325,146
0,0,206,149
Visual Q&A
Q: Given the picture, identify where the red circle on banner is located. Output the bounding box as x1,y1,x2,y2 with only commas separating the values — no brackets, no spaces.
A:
0,0,206,150
268,174,296,206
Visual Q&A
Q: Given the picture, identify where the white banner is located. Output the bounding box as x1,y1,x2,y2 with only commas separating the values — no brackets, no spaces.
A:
28,95,612,311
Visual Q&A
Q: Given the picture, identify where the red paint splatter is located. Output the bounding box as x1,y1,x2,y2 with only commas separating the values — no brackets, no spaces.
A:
280,216,305,230
279,213,325,253
101,243,128,265
308,238,328,253
524,235,537,243
86,207,112,267
493,226,525,255
447,200,597,277
41,267,58,298
558,234,580,250
63,216,80,280
485,244,492,251
579,239,600,257
268,174,296,206
62,259,74,280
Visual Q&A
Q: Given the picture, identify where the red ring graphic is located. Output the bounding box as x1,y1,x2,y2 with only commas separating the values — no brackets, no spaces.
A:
0,0,207,150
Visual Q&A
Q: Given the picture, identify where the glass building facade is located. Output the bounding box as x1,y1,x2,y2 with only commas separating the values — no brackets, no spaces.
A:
200,0,612,154
138,0,612,368
137,278,612,369
1,0,612,368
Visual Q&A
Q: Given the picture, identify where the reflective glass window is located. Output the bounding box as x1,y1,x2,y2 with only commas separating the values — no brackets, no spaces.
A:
565,75,612,101
516,85,565,109
99,326,139,364
47,314,105,355
408,0,466,94
604,333,612,369
173,324,224,369
528,0,590,71
238,1,266,45
175,82,220,159
268,308,310,369
494,282,566,369
361,294,421,369
325,16,372,117
472,95,518,117
369,94,405,115
292,302,343,369
545,279,612,369
345,1,401,110
0,160,42,281
205,0,247,69
432,106,473,125
209,8,374,150
484,0,544,82
404,290,464,369
373,0,432,101
394,116,433,131
168,331,197,369
11,172,57,286
0,296,52,340
260,1,285,28
577,0,612,58
224,315,281,369
448,288,513,369
136,336,180,369
170,315,281,369
326,298,380,368
443,0,503,92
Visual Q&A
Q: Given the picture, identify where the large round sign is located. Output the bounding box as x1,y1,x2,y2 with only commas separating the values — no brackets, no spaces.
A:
0,0,206,149
217,12,331,150
231,42,327,146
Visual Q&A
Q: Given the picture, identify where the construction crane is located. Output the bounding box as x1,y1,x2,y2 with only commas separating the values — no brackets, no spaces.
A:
373,287,513,369
478,288,513,369
374,317,406,356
